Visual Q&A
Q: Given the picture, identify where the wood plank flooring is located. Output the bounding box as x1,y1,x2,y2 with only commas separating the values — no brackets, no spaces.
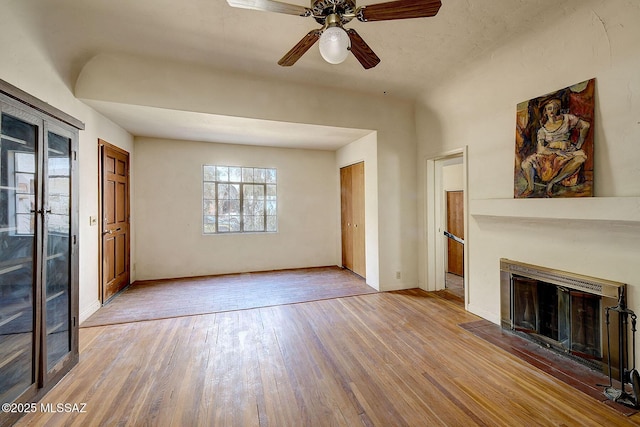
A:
14,288,640,426
82,266,376,327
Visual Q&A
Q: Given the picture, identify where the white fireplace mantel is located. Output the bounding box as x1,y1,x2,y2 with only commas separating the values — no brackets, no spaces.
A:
470,197,640,225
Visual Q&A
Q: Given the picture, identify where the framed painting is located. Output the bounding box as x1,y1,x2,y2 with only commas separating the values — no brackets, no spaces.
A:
514,78,595,198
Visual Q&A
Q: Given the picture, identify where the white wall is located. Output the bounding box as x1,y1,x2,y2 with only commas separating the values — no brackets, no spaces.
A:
76,54,418,290
134,137,338,279
0,5,135,322
443,163,463,192
416,0,640,323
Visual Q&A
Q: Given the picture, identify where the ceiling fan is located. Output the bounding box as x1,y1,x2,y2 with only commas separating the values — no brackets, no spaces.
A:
226,0,442,69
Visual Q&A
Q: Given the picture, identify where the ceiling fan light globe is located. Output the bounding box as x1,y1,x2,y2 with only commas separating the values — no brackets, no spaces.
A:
319,26,351,64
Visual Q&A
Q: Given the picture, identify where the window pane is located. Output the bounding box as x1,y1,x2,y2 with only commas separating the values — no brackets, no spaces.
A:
266,169,277,184
15,173,33,193
243,215,254,232
204,183,216,199
15,194,34,213
216,166,229,182
218,215,230,232
242,168,253,182
218,199,228,214
218,184,229,199
243,184,254,200
253,185,265,199
14,152,35,173
266,185,276,200
252,200,265,216
229,184,240,200
49,194,69,215
45,131,72,369
49,157,69,176
49,177,69,195
243,184,264,200
254,168,266,183
203,165,216,181
203,199,216,215
266,200,276,216
204,223,216,234
219,199,240,215
267,216,277,232
229,167,242,182
229,216,240,232
253,216,265,231
228,200,240,215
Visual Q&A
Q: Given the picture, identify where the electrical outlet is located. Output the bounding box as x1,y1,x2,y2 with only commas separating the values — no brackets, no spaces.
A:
89,216,97,226
396,271,401,279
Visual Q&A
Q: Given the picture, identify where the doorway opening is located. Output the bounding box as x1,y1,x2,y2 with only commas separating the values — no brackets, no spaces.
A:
425,150,467,304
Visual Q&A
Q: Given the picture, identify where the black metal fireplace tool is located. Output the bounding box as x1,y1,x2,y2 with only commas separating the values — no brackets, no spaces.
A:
601,287,640,408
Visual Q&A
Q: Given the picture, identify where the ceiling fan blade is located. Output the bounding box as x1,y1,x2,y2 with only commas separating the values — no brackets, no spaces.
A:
278,29,322,66
226,0,311,17
357,0,441,22
346,29,380,69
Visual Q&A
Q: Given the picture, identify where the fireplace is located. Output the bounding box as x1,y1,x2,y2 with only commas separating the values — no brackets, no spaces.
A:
500,259,626,379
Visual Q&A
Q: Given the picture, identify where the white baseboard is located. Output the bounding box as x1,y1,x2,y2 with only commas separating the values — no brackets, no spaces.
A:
379,282,414,292
79,299,101,325
466,303,500,325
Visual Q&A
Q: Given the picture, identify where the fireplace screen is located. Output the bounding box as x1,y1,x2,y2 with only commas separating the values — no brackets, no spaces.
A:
512,275,601,359
501,259,625,378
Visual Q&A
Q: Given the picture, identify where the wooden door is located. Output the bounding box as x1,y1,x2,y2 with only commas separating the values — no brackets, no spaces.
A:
99,140,130,302
341,162,365,278
340,166,353,271
446,190,464,277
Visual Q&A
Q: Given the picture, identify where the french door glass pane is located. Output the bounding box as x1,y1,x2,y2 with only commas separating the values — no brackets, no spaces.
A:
0,113,37,403
45,131,71,370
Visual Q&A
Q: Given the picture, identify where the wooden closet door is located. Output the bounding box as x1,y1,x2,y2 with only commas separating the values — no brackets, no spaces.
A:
350,162,365,277
341,162,365,278
340,166,353,271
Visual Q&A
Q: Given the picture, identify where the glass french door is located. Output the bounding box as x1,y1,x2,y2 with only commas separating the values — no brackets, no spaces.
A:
0,109,74,405
0,107,40,404
43,124,73,373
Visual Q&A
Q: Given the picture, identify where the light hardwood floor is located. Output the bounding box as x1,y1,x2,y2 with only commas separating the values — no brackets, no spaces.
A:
14,289,640,426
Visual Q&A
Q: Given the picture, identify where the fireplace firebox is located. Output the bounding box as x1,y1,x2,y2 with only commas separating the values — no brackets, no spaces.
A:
500,259,627,379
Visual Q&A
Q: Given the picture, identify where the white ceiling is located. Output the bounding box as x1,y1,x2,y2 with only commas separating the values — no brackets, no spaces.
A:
8,0,579,149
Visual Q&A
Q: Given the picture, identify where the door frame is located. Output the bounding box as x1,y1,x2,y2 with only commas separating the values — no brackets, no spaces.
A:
97,139,131,304
424,147,468,303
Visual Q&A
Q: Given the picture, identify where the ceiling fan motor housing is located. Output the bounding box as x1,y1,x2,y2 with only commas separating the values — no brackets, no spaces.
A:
311,0,357,25
226,0,442,69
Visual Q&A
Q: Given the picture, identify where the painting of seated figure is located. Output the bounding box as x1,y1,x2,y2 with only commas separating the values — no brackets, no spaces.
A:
514,79,595,198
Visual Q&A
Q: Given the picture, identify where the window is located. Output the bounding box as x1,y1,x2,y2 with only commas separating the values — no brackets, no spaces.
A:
203,165,277,234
